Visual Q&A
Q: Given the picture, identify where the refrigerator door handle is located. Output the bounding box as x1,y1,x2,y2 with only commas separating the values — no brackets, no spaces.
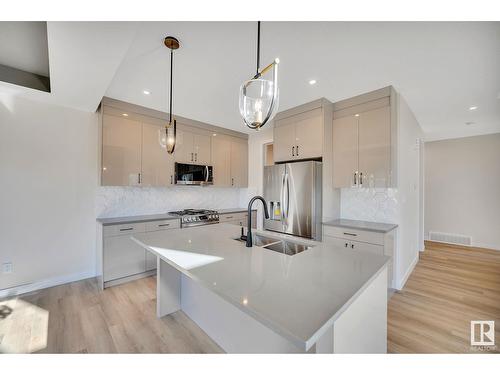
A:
280,173,286,222
284,173,290,220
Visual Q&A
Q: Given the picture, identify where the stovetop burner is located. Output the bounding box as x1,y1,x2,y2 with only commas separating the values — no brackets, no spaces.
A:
169,209,218,216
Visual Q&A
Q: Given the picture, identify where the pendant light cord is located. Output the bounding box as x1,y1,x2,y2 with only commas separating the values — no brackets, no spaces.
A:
169,48,173,124
256,21,260,76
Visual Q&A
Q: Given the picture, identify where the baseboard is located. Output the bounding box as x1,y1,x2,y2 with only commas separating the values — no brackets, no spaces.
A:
425,240,500,252
0,270,96,299
395,254,419,290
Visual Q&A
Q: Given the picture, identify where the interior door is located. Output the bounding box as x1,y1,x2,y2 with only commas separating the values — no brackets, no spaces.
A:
230,138,248,187
358,106,391,188
273,122,296,162
294,109,323,159
211,135,231,186
332,114,359,188
141,122,174,186
102,114,142,186
193,133,211,164
263,164,285,233
285,161,314,238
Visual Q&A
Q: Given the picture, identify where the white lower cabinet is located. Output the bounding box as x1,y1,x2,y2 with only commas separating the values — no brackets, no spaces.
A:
323,224,396,288
100,219,180,288
219,211,256,228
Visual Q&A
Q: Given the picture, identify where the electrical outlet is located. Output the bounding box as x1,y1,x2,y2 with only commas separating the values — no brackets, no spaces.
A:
2,262,13,274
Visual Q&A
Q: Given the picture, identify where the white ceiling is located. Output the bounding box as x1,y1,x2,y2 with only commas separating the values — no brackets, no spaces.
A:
2,21,499,140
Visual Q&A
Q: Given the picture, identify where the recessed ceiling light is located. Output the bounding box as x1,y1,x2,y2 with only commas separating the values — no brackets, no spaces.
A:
354,114,360,117
143,90,151,95
465,121,475,126
122,113,129,117
212,133,217,137
309,79,317,85
469,106,478,111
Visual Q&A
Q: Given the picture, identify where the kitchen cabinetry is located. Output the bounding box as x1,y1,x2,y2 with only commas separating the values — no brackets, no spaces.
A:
211,135,248,187
141,121,175,186
323,223,396,287
219,210,256,228
332,87,395,188
102,114,142,186
273,107,323,162
99,218,181,288
175,127,211,165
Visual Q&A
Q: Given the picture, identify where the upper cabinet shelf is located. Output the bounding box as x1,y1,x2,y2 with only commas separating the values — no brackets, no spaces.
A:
99,97,248,188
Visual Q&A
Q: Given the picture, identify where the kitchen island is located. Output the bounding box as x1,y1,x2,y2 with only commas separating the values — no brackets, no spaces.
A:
131,223,390,353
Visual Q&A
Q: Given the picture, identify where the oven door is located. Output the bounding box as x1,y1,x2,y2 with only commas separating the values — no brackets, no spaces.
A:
175,163,213,185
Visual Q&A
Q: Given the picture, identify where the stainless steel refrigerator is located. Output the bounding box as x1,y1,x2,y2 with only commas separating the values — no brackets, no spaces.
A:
263,161,322,240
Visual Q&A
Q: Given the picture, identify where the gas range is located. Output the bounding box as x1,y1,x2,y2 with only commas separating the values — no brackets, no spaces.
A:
168,209,220,228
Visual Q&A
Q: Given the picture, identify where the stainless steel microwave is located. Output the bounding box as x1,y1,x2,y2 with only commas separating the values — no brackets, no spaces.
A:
175,163,213,185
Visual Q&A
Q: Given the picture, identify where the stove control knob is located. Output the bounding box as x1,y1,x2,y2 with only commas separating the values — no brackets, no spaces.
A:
186,217,191,222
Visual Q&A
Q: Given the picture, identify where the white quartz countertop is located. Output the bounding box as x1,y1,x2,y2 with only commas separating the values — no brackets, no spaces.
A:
131,224,390,350
322,218,398,233
96,208,254,226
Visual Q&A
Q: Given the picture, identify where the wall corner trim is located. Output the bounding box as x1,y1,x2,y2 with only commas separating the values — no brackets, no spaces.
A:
396,254,419,290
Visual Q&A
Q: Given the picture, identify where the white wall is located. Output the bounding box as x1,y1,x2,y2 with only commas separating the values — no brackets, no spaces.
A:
424,134,500,250
396,94,424,288
0,95,98,291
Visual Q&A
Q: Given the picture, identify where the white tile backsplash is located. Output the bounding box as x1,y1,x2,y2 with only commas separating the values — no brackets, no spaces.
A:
96,186,250,218
340,188,399,224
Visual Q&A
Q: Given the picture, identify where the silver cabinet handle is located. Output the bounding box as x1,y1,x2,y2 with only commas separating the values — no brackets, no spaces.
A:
138,173,142,184
170,175,173,184
292,146,295,157
353,171,358,186
191,152,194,162
195,153,197,162
119,227,134,232
231,177,234,186
158,223,170,227
351,243,355,249
296,145,299,156
225,216,234,219
343,232,357,236
344,242,348,247
360,172,363,186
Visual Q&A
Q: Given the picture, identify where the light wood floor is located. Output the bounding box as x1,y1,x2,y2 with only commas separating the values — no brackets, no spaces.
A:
1,241,499,353
388,241,500,353
0,276,223,353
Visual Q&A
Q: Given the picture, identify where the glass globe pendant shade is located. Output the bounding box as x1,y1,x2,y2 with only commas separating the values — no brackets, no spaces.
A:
158,119,176,154
239,78,279,130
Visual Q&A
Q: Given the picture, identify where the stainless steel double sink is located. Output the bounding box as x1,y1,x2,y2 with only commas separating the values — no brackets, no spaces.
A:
234,233,313,256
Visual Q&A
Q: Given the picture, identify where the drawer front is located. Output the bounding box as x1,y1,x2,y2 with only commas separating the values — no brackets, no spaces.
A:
145,219,180,232
103,222,146,237
323,225,384,245
323,235,350,249
219,212,246,222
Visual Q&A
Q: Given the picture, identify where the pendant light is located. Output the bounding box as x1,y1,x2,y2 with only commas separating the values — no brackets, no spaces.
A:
239,21,279,130
159,36,180,153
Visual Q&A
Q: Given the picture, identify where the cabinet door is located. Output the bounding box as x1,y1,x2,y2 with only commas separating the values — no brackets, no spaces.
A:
230,138,248,187
358,106,391,188
193,133,212,165
273,123,296,162
174,127,195,163
332,114,359,188
294,110,323,159
211,135,232,186
145,250,157,271
350,240,384,256
102,114,142,186
103,235,146,282
323,235,350,249
141,122,175,186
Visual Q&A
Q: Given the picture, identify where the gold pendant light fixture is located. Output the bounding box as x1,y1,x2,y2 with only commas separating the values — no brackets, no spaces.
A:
159,36,180,153
239,21,279,130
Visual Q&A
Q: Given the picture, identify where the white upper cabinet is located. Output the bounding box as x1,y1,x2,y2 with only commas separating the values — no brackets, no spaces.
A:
332,88,394,188
193,133,212,165
102,113,142,186
211,134,248,187
141,121,175,186
273,107,324,162
332,114,359,188
174,126,211,165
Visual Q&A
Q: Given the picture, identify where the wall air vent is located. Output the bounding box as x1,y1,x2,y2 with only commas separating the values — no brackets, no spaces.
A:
429,231,472,246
